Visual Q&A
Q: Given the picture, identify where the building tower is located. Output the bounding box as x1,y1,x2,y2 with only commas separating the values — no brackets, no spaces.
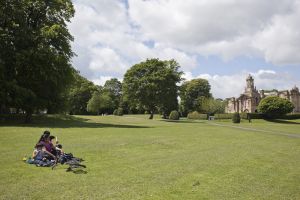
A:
290,86,300,112
245,74,255,94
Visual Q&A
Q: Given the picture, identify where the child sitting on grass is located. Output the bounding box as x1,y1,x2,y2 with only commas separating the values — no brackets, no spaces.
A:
30,143,56,167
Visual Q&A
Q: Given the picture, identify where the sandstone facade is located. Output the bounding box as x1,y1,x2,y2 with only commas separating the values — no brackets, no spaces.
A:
225,75,300,113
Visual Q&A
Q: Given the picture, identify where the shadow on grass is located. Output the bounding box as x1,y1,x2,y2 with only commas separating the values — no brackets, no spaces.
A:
264,118,300,125
0,114,151,129
161,119,205,124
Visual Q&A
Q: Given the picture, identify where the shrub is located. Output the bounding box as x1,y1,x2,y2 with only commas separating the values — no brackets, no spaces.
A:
169,110,180,120
214,113,233,119
117,108,124,116
113,109,118,116
258,96,294,118
187,111,207,120
232,112,241,123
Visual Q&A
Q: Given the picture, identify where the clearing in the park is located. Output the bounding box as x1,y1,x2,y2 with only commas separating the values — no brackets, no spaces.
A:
0,115,299,199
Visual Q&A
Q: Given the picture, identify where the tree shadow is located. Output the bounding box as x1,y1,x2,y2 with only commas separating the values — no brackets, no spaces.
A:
161,119,205,124
0,114,151,128
264,119,300,125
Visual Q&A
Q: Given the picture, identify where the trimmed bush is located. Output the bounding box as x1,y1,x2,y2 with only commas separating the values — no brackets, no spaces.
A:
113,109,118,116
187,111,207,120
232,112,241,123
113,108,124,116
169,110,180,120
117,108,124,116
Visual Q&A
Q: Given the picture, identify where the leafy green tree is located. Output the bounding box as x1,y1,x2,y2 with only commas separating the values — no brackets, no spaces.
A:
123,59,183,119
179,78,211,115
0,0,75,121
258,96,294,118
68,72,100,115
103,78,122,111
87,91,113,115
197,97,225,114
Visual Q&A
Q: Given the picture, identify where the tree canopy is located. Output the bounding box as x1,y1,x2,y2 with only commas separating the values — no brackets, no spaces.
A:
68,72,100,115
179,78,211,115
197,97,225,114
0,0,75,121
258,96,294,118
87,91,113,114
103,78,122,112
122,59,183,119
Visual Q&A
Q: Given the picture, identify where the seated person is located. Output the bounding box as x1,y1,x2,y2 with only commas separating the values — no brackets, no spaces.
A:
37,130,50,144
31,143,56,167
40,134,52,153
49,136,58,156
56,144,64,156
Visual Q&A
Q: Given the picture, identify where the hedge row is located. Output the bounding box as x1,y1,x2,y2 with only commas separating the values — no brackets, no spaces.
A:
214,113,233,119
278,113,300,119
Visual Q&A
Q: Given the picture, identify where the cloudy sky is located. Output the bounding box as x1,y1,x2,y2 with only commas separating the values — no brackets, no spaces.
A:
68,0,300,99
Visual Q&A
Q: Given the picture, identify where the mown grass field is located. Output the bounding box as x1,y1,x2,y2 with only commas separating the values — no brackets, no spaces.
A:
0,115,299,200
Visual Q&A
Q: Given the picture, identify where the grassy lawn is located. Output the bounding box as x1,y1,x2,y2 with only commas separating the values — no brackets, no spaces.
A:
0,115,299,199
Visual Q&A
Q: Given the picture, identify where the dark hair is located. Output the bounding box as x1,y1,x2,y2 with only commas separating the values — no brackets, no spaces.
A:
35,143,44,149
49,136,55,141
43,130,50,136
37,131,50,144
57,144,62,149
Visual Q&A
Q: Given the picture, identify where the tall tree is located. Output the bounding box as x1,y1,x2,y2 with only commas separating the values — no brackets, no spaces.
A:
87,91,113,115
123,59,183,119
103,78,122,111
68,72,100,115
0,0,75,121
197,97,225,114
179,78,211,115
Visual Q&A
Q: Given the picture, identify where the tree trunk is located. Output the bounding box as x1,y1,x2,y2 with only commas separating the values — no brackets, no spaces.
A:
149,110,154,119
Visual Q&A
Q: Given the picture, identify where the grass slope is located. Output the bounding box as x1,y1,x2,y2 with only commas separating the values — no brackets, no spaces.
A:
0,115,299,199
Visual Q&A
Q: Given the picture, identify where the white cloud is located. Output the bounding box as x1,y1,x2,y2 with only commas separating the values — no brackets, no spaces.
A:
91,76,113,86
128,0,300,65
252,1,300,65
89,47,127,73
68,0,198,79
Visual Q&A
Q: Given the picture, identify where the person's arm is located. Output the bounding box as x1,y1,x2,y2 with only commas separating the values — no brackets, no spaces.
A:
32,150,37,159
44,150,56,160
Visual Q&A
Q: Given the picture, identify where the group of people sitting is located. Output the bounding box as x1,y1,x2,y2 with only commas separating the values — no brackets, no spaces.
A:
27,130,64,167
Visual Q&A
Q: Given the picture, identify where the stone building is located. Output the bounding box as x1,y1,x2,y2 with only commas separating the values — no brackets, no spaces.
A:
226,75,300,113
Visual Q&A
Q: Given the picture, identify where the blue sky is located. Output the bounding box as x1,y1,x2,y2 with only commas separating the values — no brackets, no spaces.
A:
69,0,300,98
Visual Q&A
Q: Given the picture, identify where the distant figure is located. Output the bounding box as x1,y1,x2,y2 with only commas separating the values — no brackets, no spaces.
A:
247,113,252,123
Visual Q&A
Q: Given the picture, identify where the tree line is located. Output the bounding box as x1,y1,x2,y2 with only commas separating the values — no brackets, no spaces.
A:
59,58,226,119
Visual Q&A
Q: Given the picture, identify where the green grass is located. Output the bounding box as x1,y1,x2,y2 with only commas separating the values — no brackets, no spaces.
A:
0,115,299,199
